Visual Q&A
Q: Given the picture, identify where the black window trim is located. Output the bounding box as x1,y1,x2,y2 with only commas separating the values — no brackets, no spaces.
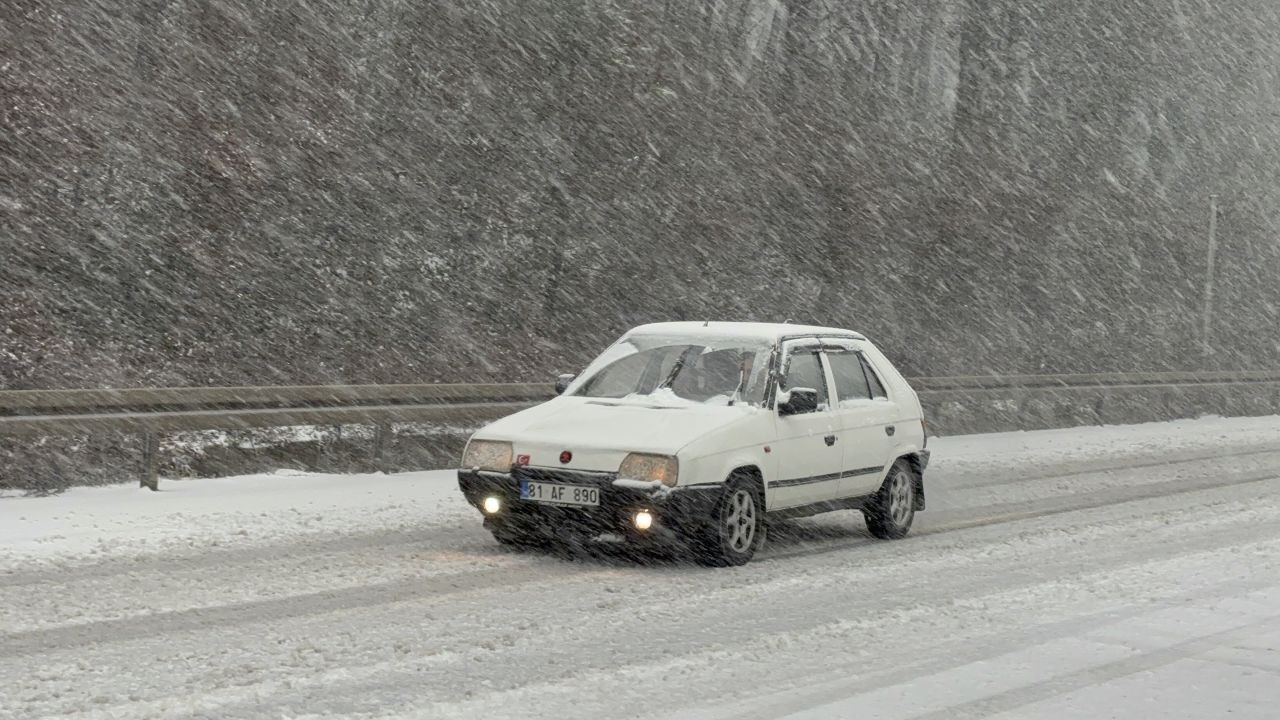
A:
775,339,831,415
765,333,865,410
820,347,869,405
857,352,889,400
814,337,891,403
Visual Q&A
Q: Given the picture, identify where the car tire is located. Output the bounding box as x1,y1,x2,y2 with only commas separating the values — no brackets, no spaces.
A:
695,477,765,566
864,459,917,540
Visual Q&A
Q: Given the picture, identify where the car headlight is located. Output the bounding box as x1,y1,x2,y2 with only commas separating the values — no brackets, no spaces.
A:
618,453,679,487
462,439,513,472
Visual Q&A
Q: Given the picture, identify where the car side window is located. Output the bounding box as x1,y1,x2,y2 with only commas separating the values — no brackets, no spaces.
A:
781,350,829,412
826,351,871,405
860,354,888,399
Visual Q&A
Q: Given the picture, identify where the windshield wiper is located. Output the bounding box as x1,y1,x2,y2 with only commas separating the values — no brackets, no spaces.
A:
729,369,747,406
657,346,700,390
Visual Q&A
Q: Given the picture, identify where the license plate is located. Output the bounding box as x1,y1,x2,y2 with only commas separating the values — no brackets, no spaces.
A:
520,481,600,507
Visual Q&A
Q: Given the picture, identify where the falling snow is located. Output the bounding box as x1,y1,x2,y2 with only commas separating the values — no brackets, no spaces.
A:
3,1,1280,393
3,1,1280,718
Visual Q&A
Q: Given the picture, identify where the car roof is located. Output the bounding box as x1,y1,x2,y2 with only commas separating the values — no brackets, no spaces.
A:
626,321,866,343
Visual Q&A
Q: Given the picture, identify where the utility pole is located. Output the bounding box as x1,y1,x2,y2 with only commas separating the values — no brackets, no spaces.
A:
1201,194,1219,358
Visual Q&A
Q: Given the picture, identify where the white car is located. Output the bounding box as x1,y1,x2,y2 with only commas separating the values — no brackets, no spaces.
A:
458,322,929,565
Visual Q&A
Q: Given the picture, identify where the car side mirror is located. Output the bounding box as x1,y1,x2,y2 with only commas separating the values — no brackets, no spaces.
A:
554,373,576,395
778,387,818,416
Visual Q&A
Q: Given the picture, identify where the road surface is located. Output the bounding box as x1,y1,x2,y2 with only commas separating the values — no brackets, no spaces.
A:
4,415,1280,719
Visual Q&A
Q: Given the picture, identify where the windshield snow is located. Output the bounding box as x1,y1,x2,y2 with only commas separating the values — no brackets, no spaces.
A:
571,335,773,407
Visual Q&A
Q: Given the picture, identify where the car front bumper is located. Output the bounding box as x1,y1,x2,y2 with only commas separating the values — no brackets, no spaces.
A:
457,468,722,541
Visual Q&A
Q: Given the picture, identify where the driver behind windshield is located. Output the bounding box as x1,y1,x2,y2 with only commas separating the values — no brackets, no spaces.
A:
670,349,744,402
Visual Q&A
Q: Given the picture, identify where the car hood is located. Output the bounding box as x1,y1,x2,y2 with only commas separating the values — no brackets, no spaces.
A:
477,396,758,458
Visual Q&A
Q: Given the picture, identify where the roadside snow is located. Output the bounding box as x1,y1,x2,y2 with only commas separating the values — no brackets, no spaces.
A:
935,413,1280,471
4,414,1280,573
0,469,469,573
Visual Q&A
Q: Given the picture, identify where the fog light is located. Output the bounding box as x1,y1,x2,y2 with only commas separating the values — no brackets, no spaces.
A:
482,496,501,515
633,510,654,531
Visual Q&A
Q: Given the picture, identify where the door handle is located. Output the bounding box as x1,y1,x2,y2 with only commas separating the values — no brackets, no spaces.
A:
885,425,896,436
824,434,837,446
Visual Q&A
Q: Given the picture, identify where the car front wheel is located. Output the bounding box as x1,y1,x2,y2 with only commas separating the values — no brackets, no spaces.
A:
695,478,764,566
864,459,917,539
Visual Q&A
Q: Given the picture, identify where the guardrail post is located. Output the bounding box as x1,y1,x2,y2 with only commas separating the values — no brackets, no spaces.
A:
140,433,159,491
373,423,389,472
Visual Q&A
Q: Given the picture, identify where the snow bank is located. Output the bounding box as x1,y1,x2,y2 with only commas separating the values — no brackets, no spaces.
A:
4,414,1280,573
932,413,1280,471
0,469,469,572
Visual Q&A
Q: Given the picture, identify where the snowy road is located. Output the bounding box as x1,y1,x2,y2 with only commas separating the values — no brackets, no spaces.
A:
4,416,1280,719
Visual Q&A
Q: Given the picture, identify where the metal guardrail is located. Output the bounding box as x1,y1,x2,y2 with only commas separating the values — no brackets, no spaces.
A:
3,372,1279,490
0,383,551,490
910,370,1280,392
0,382,554,414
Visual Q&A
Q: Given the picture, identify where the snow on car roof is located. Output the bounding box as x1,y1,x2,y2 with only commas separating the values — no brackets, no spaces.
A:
626,321,866,343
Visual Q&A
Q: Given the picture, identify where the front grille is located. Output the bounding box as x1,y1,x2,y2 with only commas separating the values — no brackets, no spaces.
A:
513,467,618,486
510,466,623,533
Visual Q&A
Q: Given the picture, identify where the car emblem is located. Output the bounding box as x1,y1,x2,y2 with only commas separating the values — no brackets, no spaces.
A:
559,450,573,464
515,454,531,466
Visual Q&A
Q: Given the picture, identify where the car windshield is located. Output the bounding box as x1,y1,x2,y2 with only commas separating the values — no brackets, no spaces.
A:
571,335,773,407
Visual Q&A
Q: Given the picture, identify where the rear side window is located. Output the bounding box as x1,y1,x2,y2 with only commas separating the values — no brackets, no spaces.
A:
826,351,871,404
860,355,888,399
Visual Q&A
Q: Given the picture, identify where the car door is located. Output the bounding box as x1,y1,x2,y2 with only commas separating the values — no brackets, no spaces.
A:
823,342,897,498
769,341,843,509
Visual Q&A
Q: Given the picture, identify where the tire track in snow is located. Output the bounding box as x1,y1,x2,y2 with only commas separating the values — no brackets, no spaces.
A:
904,613,1280,720
0,520,485,589
692,579,1280,720
0,558,592,658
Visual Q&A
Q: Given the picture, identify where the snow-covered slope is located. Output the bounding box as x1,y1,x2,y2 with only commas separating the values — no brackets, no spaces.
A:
3,415,1280,719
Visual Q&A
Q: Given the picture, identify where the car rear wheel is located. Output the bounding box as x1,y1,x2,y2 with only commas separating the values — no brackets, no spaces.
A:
864,459,917,539
695,478,764,566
